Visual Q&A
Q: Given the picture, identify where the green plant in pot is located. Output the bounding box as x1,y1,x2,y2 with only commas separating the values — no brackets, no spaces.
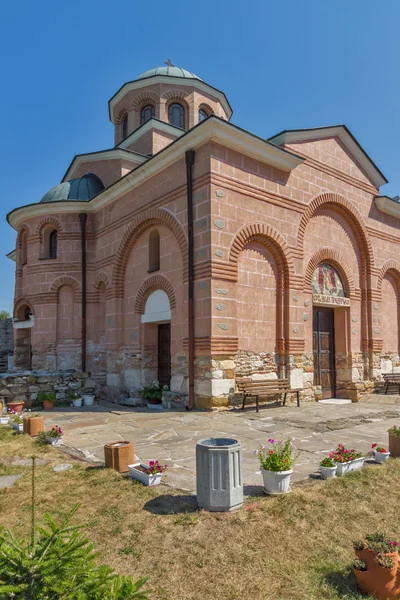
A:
140,380,168,405
66,387,82,407
38,391,56,411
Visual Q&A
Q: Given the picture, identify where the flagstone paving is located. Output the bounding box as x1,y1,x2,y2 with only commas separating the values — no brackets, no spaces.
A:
42,397,400,495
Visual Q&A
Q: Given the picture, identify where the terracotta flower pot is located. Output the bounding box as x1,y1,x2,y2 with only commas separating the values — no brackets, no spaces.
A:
7,401,24,414
389,434,400,458
23,416,45,436
354,550,399,600
104,441,134,473
355,547,376,562
42,400,54,411
353,567,374,597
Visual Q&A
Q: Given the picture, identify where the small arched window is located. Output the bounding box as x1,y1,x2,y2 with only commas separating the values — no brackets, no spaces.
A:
168,103,185,128
24,306,32,321
198,109,208,123
141,104,155,125
122,114,128,139
21,232,27,266
148,230,160,272
49,230,58,259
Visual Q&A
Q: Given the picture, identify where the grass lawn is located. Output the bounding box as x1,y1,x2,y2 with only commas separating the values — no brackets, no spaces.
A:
0,427,399,600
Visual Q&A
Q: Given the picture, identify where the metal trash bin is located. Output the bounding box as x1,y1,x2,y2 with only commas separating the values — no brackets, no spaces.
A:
196,437,243,512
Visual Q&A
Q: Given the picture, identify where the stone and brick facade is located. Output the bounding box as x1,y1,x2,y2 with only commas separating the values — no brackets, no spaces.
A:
6,64,400,407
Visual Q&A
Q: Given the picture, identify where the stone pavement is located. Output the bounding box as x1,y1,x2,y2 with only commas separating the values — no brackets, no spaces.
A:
42,396,400,495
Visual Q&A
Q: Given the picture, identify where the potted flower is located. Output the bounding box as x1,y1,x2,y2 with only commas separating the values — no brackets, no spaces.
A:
320,457,337,479
140,381,168,408
371,443,390,464
0,412,10,425
329,444,365,476
66,388,82,408
9,411,24,432
39,392,56,411
45,425,63,446
128,460,168,486
82,393,95,406
352,532,399,597
353,559,370,594
256,437,299,495
388,425,400,458
23,413,44,436
7,399,25,413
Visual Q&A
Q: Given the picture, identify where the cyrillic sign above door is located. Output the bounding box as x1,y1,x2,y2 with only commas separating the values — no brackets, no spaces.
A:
312,264,350,307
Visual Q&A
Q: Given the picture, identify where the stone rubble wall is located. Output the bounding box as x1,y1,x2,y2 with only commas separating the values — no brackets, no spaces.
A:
0,371,97,407
0,319,14,373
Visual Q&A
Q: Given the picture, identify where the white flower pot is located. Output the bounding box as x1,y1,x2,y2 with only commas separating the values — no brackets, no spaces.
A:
374,449,390,464
46,436,63,447
320,465,337,479
261,468,293,494
11,422,23,432
335,457,365,476
128,463,162,486
0,417,10,425
72,398,82,407
83,395,94,406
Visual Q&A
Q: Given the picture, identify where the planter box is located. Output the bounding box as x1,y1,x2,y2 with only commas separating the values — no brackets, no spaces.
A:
374,449,390,464
11,422,23,432
335,457,365,476
388,434,400,458
104,441,134,473
0,417,10,425
46,436,63,446
320,465,337,479
23,416,44,436
128,463,162,486
261,468,292,494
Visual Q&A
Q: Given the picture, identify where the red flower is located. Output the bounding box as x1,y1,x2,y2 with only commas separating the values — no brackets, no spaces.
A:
371,443,377,449
269,450,274,455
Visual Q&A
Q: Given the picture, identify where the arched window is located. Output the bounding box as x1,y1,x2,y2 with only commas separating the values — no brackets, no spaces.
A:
168,103,185,128
198,109,208,123
122,113,128,139
21,232,27,266
141,104,155,125
49,230,58,259
148,230,160,272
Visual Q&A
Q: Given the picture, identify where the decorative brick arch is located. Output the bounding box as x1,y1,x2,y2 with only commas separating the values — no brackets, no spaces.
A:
198,102,214,116
134,274,176,314
229,223,295,283
50,276,81,302
112,208,187,298
297,193,374,274
304,248,356,298
130,91,159,112
377,260,400,300
35,216,62,235
14,297,34,318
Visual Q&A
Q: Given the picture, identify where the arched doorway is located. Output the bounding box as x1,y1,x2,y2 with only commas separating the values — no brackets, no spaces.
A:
312,264,350,399
14,305,34,370
141,290,171,387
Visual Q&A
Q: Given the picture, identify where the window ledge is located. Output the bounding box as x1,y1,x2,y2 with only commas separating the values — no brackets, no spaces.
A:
147,268,160,274
38,256,57,261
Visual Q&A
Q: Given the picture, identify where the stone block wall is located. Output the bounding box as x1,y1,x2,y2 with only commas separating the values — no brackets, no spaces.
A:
0,319,14,373
0,371,97,408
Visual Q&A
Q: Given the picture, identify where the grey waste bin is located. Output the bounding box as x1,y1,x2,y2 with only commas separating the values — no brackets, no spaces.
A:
196,438,243,512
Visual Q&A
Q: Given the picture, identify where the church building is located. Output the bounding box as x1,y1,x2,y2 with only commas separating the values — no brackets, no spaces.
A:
7,62,400,407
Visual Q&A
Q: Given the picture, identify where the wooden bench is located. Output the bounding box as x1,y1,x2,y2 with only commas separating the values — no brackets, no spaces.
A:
382,373,400,395
236,378,301,413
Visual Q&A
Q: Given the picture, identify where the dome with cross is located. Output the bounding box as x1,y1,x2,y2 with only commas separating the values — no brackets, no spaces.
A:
137,59,202,81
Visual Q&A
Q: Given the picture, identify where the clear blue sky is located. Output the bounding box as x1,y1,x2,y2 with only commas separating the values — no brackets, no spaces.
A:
1,0,399,313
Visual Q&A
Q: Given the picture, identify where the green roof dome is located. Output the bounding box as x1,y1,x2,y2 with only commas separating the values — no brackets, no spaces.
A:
137,65,202,81
40,173,105,203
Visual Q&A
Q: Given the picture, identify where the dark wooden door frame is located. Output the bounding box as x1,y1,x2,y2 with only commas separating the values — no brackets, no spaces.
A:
313,307,336,399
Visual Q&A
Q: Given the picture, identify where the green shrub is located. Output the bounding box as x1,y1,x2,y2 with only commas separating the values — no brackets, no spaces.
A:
38,392,56,403
388,425,400,438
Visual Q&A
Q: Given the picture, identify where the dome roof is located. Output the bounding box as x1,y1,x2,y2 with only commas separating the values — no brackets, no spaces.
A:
40,173,105,203
137,65,202,81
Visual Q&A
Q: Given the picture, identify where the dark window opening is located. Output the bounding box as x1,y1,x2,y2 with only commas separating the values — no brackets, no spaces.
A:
168,103,185,128
141,104,155,125
49,230,58,259
148,230,160,272
122,114,128,139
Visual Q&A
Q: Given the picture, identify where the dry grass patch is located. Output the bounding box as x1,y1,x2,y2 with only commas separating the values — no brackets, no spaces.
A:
0,427,399,599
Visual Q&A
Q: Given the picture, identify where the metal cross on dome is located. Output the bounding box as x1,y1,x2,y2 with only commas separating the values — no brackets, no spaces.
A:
164,58,175,67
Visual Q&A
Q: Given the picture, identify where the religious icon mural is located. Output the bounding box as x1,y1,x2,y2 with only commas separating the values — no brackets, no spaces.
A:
312,264,345,297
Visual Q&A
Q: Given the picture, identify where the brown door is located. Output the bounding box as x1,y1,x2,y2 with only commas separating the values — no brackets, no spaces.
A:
313,308,335,399
158,324,171,387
